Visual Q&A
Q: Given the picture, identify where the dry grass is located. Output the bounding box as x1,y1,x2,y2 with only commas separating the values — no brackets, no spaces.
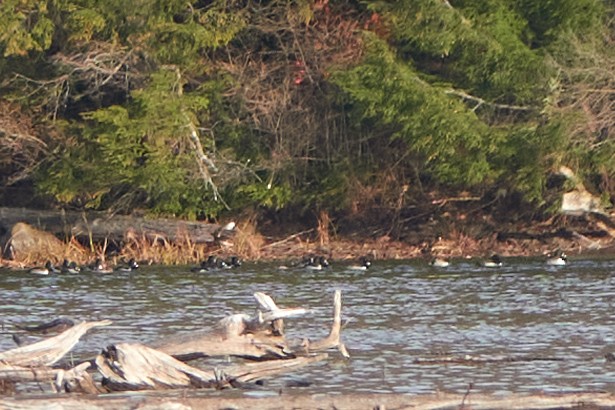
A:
230,214,266,260
317,210,331,247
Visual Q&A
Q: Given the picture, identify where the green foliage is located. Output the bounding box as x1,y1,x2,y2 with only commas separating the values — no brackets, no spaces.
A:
37,69,224,217
372,0,550,105
331,35,493,187
4,0,615,225
0,0,54,56
234,181,292,211
513,0,605,46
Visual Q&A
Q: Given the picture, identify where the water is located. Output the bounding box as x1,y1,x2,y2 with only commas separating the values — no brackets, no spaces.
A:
2,257,615,396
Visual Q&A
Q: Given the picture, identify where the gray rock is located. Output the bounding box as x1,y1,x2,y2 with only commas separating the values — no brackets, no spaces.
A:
3,222,66,261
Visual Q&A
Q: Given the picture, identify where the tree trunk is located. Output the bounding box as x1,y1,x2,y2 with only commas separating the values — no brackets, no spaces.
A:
0,207,234,244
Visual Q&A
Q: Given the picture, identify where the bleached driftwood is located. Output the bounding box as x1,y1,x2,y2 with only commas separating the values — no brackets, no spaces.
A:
0,360,97,394
95,343,218,391
1,291,346,395
155,292,312,361
52,361,103,394
155,290,347,361
0,362,60,382
226,353,328,384
95,342,328,392
0,320,111,367
300,290,349,358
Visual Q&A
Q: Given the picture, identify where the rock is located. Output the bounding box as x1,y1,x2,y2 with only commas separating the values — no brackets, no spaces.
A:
3,222,67,262
561,190,603,216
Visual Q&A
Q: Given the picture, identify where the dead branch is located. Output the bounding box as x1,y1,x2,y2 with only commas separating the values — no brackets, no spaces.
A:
95,343,218,391
95,342,328,392
445,89,535,112
301,290,349,358
225,353,328,383
0,320,112,367
153,290,308,361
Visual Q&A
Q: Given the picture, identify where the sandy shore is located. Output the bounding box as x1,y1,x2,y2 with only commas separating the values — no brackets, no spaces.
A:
2,391,615,409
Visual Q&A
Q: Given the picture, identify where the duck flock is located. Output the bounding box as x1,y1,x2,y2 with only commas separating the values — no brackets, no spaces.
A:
25,250,569,275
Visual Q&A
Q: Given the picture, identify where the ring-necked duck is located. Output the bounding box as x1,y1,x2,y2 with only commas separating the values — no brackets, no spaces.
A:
115,258,139,272
482,254,503,268
219,256,242,269
88,258,113,274
29,261,58,275
430,257,450,267
348,256,372,271
303,255,330,270
190,260,211,273
546,251,567,266
61,259,81,274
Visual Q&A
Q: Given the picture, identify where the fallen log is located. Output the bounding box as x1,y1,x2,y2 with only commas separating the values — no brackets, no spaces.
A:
95,343,219,391
0,362,61,383
155,290,347,361
0,291,346,396
54,362,103,394
225,353,328,384
0,361,99,394
0,206,235,245
95,342,328,392
0,320,111,367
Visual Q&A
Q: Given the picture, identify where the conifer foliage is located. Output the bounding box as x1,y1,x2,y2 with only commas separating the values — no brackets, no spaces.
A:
0,0,612,222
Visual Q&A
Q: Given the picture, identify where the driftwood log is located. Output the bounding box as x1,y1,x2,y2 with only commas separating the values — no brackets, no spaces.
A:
0,291,347,395
95,343,328,391
0,207,234,244
154,291,347,361
97,291,347,392
0,320,111,367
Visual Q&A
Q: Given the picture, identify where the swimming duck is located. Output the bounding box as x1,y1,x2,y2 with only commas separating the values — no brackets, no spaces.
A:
482,254,503,268
115,258,139,272
190,260,210,273
430,257,450,268
546,251,567,266
348,256,372,271
219,256,242,269
29,261,58,275
87,258,113,274
303,255,330,270
61,259,81,274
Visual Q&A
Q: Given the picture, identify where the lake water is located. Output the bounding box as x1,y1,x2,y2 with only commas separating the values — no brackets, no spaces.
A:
2,257,615,397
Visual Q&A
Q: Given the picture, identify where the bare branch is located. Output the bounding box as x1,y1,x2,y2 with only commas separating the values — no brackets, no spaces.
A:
445,89,536,112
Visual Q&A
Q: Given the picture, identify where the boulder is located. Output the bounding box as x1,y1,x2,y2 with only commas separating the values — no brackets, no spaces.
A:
3,222,67,262
561,190,603,216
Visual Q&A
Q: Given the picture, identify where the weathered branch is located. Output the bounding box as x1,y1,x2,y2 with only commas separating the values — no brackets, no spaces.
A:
445,89,535,112
0,207,234,245
0,320,111,367
302,290,349,358
95,342,328,392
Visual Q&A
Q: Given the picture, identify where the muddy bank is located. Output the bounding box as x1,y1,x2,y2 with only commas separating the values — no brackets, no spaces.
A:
253,214,615,263
2,391,615,410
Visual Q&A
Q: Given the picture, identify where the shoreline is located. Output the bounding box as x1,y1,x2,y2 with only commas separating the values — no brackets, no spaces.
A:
2,391,615,410
2,214,615,269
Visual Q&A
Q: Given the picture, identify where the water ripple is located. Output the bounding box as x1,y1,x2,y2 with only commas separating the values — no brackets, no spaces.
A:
2,258,615,395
